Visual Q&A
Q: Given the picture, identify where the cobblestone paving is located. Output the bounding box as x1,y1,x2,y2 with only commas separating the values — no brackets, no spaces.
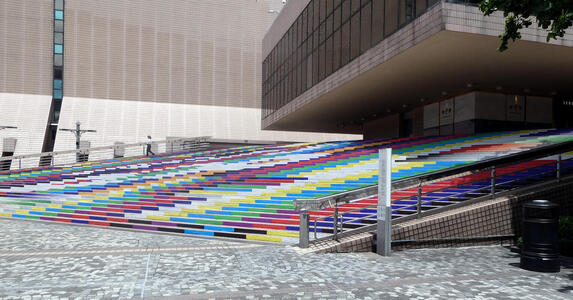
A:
1,219,572,299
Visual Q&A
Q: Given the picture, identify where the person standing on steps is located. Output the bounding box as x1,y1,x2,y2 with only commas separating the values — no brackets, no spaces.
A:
146,135,155,156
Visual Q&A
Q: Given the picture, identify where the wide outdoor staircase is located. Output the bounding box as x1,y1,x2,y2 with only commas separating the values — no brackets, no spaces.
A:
0,129,572,243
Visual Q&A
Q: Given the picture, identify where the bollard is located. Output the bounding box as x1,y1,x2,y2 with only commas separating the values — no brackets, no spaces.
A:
299,210,310,248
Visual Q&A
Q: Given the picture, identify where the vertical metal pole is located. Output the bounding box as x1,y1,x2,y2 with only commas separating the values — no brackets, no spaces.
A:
491,166,496,198
417,180,422,218
377,148,392,256
299,210,309,248
18,159,21,170
333,203,338,241
557,154,561,183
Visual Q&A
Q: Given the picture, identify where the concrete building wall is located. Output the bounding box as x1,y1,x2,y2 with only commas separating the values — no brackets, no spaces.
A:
0,0,357,156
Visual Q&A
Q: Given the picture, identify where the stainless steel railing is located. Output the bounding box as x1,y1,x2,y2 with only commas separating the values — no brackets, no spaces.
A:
0,136,210,172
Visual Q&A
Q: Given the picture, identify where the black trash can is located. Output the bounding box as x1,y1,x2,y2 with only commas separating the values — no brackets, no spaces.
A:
520,200,560,272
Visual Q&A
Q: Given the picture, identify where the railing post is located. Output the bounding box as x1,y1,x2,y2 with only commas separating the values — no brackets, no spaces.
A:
491,166,496,198
299,210,309,248
18,158,21,170
333,202,338,241
417,179,422,218
557,154,562,183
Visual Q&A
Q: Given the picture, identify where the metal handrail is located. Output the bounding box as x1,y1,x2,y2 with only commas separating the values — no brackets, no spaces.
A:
296,140,573,211
305,148,573,243
0,136,211,172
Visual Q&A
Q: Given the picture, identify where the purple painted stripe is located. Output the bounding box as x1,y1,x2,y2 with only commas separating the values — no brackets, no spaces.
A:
108,204,123,208
91,207,108,211
259,213,291,219
151,221,176,227
242,217,273,223
58,213,74,218
222,221,253,228
40,217,55,221
132,225,157,231
276,209,300,214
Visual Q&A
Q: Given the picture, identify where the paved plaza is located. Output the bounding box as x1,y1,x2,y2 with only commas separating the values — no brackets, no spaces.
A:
0,219,571,299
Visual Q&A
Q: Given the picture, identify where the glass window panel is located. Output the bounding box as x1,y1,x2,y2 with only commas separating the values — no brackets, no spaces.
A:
55,0,64,10
312,49,319,85
54,32,63,44
334,6,341,30
325,36,333,77
327,0,334,15
320,0,326,23
342,0,351,22
314,0,320,28
428,0,439,6
54,20,64,32
333,29,341,71
55,10,63,20
351,0,361,14
384,0,399,37
319,43,326,81
313,30,319,49
53,89,62,99
372,0,384,44
326,15,333,38
54,44,63,54
341,22,350,65
350,12,360,59
306,57,313,88
302,57,307,92
416,0,427,17
308,2,313,32
319,22,326,43
361,2,371,53
302,10,307,41
54,79,62,89
400,0,413,26
334,0,342,8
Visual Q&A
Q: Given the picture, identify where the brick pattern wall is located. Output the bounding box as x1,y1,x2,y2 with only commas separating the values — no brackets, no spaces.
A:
306,178,573,253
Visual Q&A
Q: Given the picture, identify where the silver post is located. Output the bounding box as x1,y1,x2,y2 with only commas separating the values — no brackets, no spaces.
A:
18,159,21,170
377,148,392,256
417,180,422,218
491,166,496,197
557,154,562,183
299,210,310,248
333,203,338,241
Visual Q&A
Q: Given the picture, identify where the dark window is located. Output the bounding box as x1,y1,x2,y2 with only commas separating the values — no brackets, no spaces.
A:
384,0,399,37
341,21,350,65
320,0,326,23
314,0,320,29
342,0,351,22
313,30,319,49
319,42,326,80
428,0,439,6
334,6,341,30
54,32,63,44
333,29,341,71
360,2,372,53
319,22,326,43
53,67,63,80
352,0,361,14
55,0,64,10
400,0,413,26
372,0,384,44
325,36,333,77
327,0,334,15
306,57,313,88
301,57,307,92
326,14,333,38
312,49,319,85
350,12,360,59
416,0,427,17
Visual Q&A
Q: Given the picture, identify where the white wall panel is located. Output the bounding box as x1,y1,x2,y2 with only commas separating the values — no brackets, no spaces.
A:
0,93,51,155
54,97,358,151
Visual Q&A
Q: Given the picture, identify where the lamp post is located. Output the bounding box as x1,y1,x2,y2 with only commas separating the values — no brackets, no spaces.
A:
59,121,96,162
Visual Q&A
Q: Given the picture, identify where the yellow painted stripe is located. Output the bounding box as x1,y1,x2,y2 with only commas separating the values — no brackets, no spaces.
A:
267,230,299,238
0,213,11,217
246,234,282,243
147,215,170,221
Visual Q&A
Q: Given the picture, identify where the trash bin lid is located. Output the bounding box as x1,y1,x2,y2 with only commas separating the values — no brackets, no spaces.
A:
523,200,559,208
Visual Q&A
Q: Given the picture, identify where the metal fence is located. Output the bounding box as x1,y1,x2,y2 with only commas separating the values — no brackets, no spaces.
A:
297,140,573,247
0,136,210,172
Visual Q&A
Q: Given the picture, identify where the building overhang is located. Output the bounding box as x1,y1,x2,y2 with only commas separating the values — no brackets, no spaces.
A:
262,2,573,134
